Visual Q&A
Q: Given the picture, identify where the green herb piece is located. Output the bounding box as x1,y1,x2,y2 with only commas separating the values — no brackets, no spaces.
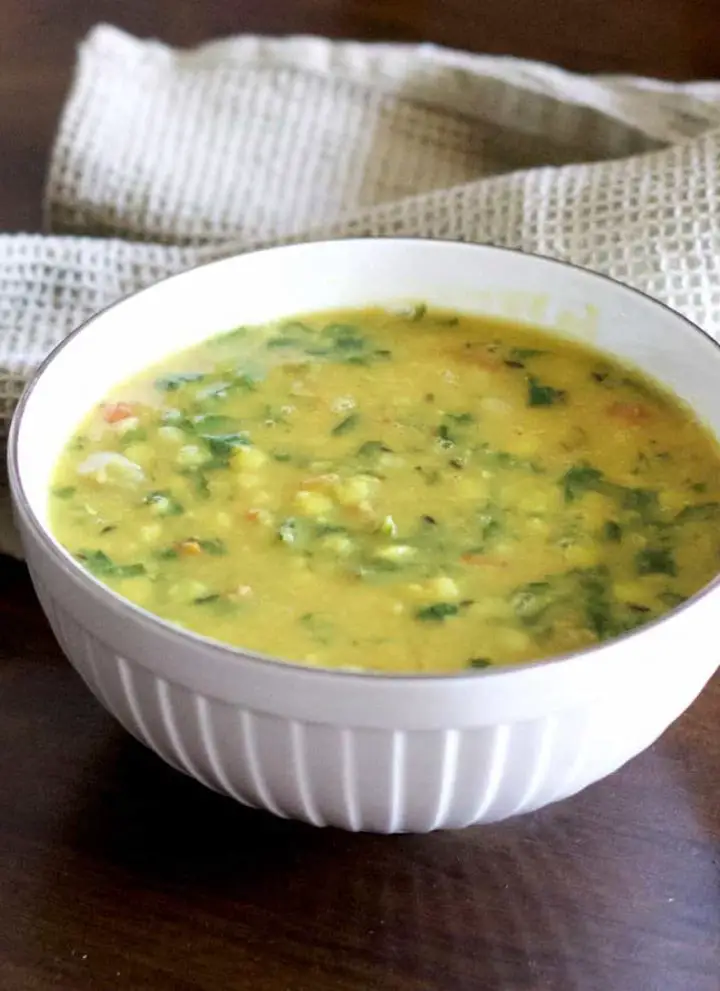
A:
155,372,205,392
77,549,146,579
200,432,251,459
477,445,543,474
562,464,605,502
659,591,687,608
198,538,227,556
161,410,194,432
468,657,492,669
415,466,441,486
331,413,360,436
52,485,76,499
511,348,545,360
188,470,211,499
690,482,707,493
408,302,427,322
437,423,455,446
527,376,566,407
511,581,555,623
299,612,335,643
374,349,393,359
322,324,365,350
272,451,292,462
621,488,658,515
477,504,503,544
156,547,179,560
590,365,612,384
357,440,392,458
266,336,301,348
635,548,676,576
602,520,622,542
445,411,474,425
416,602,460,622
315,524,349,541
576,568,614,640
195,593,221,605
191,414,238,433
675,502,720,522
118,427,148,447
197,381,233,401
278,518,297,545
145,491,185,516
233,372,261,391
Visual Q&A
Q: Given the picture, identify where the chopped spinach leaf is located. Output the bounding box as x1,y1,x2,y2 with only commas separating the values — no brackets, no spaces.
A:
195,593,221,605
437,423,454,447
621,487,658,516
468,657,493,669
118,427,148,447
179,468,211,498
332,413,360,436
575,567,614,640
527,376,566,407
635,548,676,576
200,432,251,459
278,518,297,544
322,324,366,352
77,549,146,579
562,464,605,502
659,591,687,608
602,520,622,542
416,602,460,621
233,372,261,391
357,440,392,458
512,348,546,360
511,581,556,624
161,410,194,432
197,381,233,401
145,491,184,516
155,372,205,392
675,502,720,522
272,451,292,462
191,414,238,433
198,538,227,556
52,485,76,499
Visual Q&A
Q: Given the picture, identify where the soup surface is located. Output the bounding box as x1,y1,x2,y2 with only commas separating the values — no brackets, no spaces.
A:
50,306,720,673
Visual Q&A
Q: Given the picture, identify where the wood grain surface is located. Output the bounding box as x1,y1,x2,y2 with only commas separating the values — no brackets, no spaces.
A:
0,3,718,989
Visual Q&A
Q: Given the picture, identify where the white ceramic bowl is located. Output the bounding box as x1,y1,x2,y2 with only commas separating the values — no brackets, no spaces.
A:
8,239,720,833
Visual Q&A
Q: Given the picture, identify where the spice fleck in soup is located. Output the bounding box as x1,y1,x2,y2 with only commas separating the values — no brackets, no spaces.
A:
49,306,720,673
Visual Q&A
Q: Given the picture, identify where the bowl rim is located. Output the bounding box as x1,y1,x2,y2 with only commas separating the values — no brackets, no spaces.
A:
8,235,720,684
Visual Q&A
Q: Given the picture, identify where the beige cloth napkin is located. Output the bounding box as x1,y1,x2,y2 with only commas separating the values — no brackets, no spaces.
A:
3,23,720,557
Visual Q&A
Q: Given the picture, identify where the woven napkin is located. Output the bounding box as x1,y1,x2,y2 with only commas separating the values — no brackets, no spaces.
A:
3,23,720,558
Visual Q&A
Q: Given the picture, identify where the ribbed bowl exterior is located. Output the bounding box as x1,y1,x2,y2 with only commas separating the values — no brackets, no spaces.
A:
27,553,709,833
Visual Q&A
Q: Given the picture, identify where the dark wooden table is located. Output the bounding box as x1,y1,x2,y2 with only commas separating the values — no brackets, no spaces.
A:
1,3,718,989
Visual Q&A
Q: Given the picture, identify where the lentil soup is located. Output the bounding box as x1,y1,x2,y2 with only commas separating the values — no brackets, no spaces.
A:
49,306,720,673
